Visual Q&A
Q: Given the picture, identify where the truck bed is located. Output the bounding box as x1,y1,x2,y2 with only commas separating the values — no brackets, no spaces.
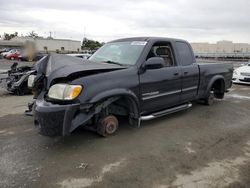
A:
197,62,233,98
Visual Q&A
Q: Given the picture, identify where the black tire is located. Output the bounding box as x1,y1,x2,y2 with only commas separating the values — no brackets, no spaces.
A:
214,92,224,99
97,115,119,137
204,91,214,105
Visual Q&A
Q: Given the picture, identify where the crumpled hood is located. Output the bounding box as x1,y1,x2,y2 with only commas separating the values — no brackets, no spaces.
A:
35,53,126,88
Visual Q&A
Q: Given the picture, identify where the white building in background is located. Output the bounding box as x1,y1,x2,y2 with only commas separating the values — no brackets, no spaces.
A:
0,40,23,49
10,36,81,53
191,40,250,54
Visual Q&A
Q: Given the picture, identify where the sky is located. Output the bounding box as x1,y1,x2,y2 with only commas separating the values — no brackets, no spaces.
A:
0,0,250,43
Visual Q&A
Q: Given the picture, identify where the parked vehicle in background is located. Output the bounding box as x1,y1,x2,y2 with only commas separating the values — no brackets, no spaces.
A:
18,52,45,61
2,49,19,58
30,37,233,137
5,50,21,60
0,62,34,95
233,62,250,84
0,48,11,53
66,53,91,59
1,50,12,58
240,61,250,67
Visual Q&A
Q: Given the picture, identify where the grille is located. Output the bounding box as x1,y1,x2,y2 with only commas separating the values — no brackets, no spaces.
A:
241,72,250,76
239,78,250,82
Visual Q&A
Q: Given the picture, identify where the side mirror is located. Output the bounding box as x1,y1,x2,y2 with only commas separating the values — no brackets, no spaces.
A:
145,57,165,69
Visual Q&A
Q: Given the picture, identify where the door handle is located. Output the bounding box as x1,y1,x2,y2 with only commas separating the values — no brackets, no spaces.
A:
184,72,188,75
173,73,179,76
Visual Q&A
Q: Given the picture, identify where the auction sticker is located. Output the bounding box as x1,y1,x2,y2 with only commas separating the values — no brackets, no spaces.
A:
131,41,147,45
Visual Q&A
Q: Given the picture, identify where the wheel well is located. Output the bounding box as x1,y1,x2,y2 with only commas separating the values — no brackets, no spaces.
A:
103,95,140,126
211,79,225,99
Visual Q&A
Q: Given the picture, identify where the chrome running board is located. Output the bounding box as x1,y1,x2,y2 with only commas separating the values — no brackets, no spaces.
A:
140,103,192,121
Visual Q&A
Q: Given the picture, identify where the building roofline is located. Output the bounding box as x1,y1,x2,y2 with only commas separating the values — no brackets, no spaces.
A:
11,36,80,43
35,38,81,42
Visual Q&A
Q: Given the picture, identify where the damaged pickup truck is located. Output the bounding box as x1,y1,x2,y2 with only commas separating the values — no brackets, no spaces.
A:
30,37,233,137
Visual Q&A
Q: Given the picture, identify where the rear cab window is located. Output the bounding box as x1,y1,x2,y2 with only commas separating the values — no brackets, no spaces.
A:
175,42,195,66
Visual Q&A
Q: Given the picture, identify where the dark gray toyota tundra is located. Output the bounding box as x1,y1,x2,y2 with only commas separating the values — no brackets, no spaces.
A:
29,37,233,137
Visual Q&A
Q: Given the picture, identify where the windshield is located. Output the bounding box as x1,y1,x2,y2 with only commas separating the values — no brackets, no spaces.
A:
89,41,147,65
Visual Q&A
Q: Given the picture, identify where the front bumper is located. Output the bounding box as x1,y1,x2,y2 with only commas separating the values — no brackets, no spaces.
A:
232,74,250,85
35,99,92,136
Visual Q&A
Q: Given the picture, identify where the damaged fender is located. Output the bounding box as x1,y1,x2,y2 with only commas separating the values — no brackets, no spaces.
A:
90,89,141,126
64,88,140,136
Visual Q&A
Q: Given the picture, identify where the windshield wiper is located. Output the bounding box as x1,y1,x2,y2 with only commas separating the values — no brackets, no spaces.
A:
103,60,124,66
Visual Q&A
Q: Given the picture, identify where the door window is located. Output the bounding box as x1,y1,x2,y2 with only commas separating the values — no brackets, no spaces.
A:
147,42,175,67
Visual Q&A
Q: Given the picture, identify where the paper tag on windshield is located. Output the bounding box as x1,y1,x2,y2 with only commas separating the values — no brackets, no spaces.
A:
131,41,147,46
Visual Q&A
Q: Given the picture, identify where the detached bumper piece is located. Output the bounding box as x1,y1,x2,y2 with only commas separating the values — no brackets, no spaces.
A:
35,99,85,137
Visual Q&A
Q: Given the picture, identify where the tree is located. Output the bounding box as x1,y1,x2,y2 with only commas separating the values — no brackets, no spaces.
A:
3,32,18,40
82,37,88,47
26,31,38,38
82,38,103,50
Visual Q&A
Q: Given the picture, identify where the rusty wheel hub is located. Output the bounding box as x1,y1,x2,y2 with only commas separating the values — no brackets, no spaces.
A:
97,115,119,137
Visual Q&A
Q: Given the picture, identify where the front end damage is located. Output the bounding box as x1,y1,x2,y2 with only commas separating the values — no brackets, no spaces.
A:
32,54,139,137
35,94,121,136
35,98,81,136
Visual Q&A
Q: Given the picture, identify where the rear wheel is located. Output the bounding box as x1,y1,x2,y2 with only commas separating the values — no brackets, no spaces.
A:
204,91,214,105
97,115,119,137
214,92,224,99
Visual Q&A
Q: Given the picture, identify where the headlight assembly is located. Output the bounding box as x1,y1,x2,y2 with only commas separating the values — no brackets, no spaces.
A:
28,75,36,88
48,84,82,100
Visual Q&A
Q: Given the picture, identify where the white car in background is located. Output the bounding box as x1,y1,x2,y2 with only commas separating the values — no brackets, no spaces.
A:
1,50,12,57
233,61,250,84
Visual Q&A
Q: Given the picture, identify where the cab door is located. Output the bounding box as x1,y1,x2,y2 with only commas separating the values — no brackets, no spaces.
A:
175,41,199,102
139,42,182,114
